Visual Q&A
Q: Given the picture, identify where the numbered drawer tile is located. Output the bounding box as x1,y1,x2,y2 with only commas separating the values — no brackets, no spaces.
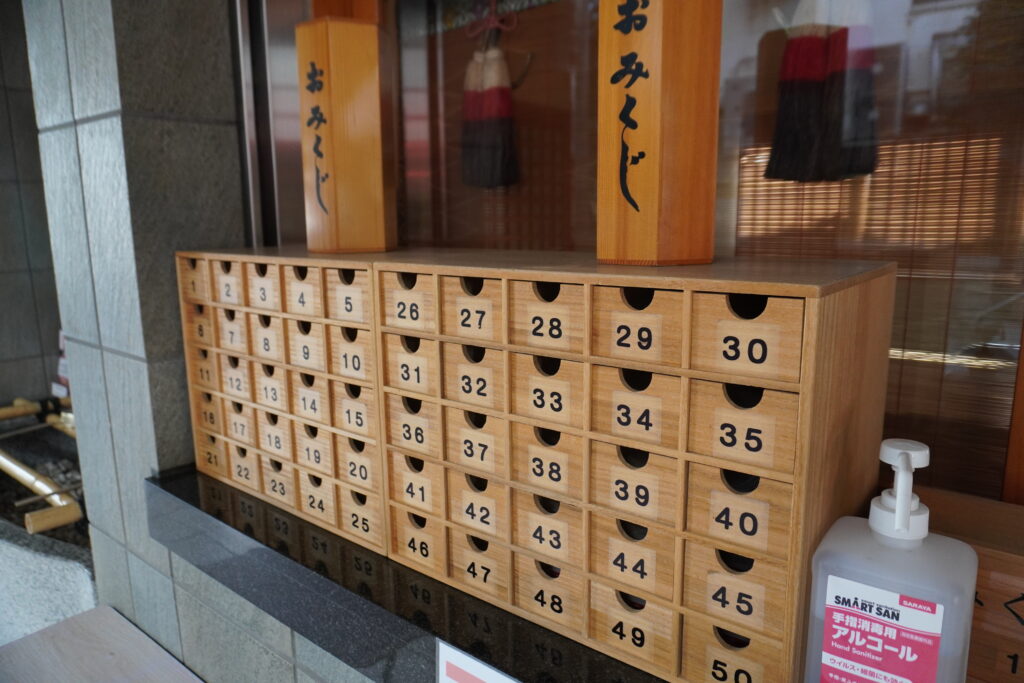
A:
390,506,447,574
681,616,783,683
589,441,679,527
195,431,227,477
183,303,214,347
294,422,335,476
449,532,511,600
338,485,384,549
267,509,302,560
245,262,281,311
383,334,439,395
441,275,503,342
302,521,343,580
228,444,260,491
510,354,585,429
445,408,507,477
683,541,788,639
324,267,371,324
328,325,374,381
590,514,677,600
260,455,296,508
223,399,256,446
216,308,249,354
189,347,219,390
592,366,681,450
967,625,1024,683
232,490,266,541
688,381,798,473
287,319,327,371
509,280,584,353
298,471,337,525
178,256,210,303
256,410,292,460
283,265,324,316
193,390,223,434
219,355,252,401
447,471,510,541
331,381,376,437
686,464,793,559
510,423,584,500
691,293,804,383
593,286,685,366
254,363,289,412
388,451,445,517
513,554,585,632
588,583,678,673
512,490,584,568
249,314,286,363
289,371,331,425
382,271,436,332
212,259,244,305
336,436,379,493
442,343,505,411
385,394,441,458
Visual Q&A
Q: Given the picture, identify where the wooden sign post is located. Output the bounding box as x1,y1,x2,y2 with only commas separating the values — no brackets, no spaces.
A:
596,0,723,265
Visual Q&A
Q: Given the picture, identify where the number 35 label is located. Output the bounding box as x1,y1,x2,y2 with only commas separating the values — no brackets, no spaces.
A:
713,409,776,466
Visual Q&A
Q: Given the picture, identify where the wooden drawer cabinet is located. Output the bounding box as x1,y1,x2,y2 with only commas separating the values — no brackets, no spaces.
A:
245,262,281,311
592,285,685,366
441,275,503,343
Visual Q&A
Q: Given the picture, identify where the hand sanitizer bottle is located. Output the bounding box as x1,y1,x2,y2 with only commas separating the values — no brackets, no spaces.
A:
804,439,977,682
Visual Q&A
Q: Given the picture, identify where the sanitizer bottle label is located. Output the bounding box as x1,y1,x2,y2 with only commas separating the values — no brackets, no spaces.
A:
820,575,943,683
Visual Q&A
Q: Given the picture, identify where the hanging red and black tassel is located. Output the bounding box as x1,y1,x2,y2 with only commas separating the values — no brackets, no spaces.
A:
461,28,519,188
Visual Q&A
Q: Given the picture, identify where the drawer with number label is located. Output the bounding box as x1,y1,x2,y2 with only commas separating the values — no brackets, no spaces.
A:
302,521,343,581
254,363,289,412
294,422,335,476
298,470,337,525
216,308,249,354
289,372,331,425
245,262,281,311
223,399,256,446
212,259,244,306
249,314,286,363
256,410,292,460
588,582,678,672
385,394,441,458
232,490,266,541
513,553,585,632
184,303,214,347
286,319,327,372
691,293,804,383
327,325,373,381
591,366,681,449
390,505,447,574
189,346,219,390
228,444,260,491
331,381,375,437
687,381,798,473
388,451,445,517
323,267,370,323
512,489,584,568
338,484,384,548
193,390,223,433
383,334,439,396
590,514,677,600
336,436,378,492
681,616,783,683
510,423,584,500
447,471,510,541
682,541,788,639
686,464,792,559
445,408,507,477
260,455,296,508
442,343,505,411
219,355,252,401
449,532,511,601
284,265,324,317
592,286,685,367
589,441,679,527
510,354,585,429
195,431,227,477
441,276,503,343
509,280,584,354
381,271,436,332
178,256,210,303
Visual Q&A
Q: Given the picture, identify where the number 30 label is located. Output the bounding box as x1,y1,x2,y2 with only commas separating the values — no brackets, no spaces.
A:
715,322,780,375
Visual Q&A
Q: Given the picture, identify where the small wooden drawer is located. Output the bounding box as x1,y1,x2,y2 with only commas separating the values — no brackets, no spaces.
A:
510,423,585,500
249,314,286,363
509,280,584,353
338,485,384,548
589,441,679,527
177,256,210,303
183,303,214,346
388,451,445,517
223,399,256,446
512,489,584,567
444,407,507,477
324,267,371,324
592,286,685,366
294,422,334,476
194,431,227,477
283,265,324,317
336,436,379,492
298,470,337,526
331,381,375,437
510,354,586,429
302,522,343,580
256,410,292,460
193,390,222,434
189,346,218,390
381,270,436,332
691,293,804,383
390,506,447,574
447,471,510,540
289,371,330,425
212,259,243,305
327,325,373,381
385,394,441,458
253,363,289,412
245,262,281,311
588,582,677,672
682,541,788,639
513,553,585,632
228,443,260,491
687,380,799,474
260,454,296,508
383,334,439,396
215,308,249,354
681,616,783,683
442,343,505,411
286,319,327,372
441,275,503,343
591,365,681,449
686,464,793,559
589,514,677,600
449,532,511,600
219,355,251,401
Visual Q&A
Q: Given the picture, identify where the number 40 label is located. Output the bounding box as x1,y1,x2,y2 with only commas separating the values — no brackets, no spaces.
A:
708,490,770,551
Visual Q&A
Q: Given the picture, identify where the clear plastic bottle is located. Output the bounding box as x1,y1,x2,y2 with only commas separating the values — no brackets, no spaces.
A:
804,439,977,683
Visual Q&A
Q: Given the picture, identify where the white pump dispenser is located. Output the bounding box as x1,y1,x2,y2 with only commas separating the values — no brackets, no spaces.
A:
869,438,930,541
